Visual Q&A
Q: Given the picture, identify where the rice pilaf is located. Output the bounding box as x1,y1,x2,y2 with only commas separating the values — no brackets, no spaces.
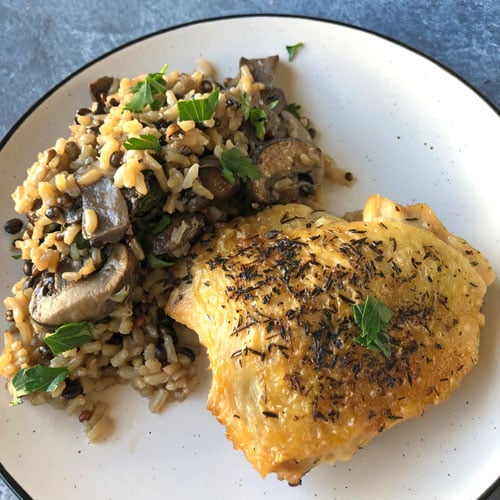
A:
1,55,351,440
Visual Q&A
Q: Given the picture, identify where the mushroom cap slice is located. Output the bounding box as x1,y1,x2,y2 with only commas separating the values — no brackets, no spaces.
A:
81,176,130,244
29,244,140,326
239,56,279,89
248,138,324,204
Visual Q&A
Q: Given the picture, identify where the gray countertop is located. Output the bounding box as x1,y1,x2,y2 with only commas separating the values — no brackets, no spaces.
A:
0,1,498,499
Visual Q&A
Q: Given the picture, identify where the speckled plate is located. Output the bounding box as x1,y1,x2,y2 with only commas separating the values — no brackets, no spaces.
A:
1,15,499,500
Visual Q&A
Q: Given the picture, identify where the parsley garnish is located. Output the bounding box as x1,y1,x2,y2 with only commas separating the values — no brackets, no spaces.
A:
286,42,304,61
147,253,175,269
219,148,262,185
249,108,267,140
132,173,167,218
152,214,171,235
74,232,90,250
352,295,393,358
10,366,70,406
177,88,220,122
124,134,162,153
124,64,168,113
44,321,94,355
241,92,268,140
284,102,302,119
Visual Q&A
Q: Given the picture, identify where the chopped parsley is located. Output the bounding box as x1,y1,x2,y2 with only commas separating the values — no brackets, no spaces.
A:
219,148,262,185
10,366,70,406
286,42,304,61
74,232,90,250
124,64,168,113
44,321,94,355
147,253,174,269
123,134,162,153
152,214,171,235
352,295,393,358
241,92,268,140
177,88,219,122
284,102,302,119
268,99,280,110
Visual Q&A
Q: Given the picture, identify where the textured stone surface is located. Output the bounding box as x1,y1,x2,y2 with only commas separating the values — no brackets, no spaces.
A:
0,0,498,143
0,1,498,498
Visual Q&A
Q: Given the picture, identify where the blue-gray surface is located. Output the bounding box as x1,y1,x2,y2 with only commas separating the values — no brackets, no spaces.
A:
0,0,498,499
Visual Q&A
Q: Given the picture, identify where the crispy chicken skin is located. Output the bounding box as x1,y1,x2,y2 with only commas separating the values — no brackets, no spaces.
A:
165,199,494,485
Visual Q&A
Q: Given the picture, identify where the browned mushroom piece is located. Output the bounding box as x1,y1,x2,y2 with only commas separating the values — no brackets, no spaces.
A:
239,56,279,88
89,76,119,102
80,176,130,244
151,213,205,258
281,110,313,142
248,138,324,204
198,156,239,202
29,244,140,326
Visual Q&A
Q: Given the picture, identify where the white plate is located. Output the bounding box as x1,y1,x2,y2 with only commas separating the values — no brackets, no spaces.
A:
1,15,499,500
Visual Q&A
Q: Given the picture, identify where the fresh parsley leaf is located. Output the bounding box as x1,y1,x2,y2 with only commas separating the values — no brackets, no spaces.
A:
219,148,262,185
241,92,269,140
241,91,251,120
10,366,70,405
352,295,393,358
44,321,94,355
132,173,167,218
147,253,175,269
152,214,171,235
249,107,267,140
268,99,280,110
124,64,168,113
284,102,302,119
177,88,220,122
74,232,90,250
286,42,304,61
124,134,162,153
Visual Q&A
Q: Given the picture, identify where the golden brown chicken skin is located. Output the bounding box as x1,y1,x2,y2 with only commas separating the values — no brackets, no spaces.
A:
166,200,493,485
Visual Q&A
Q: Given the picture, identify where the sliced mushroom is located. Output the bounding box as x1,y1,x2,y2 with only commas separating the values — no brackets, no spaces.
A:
81,176,130,244
248,138,324,204
89,76,119,102
152,213,205,258
29,244,140,326
240,56,279,89
198,156,239,202
261,87,287,113
281,110,313,142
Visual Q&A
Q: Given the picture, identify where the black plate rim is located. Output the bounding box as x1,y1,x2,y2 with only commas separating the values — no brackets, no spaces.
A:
0,13,498,500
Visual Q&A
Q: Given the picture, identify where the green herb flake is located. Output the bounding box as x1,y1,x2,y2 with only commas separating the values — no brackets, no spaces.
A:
124,64,168,113
10,366,70,405
241,92,269,140
241,92,251,120
44,321,94,355
286,42,304,61
249,107,268,140
219,148,262,185
177,88,220,122
133,173,167,217
284,102,302,119
10,254,21,260
352,295,393,358
147,253,175,269
152,214,171,235
268,99,280,110
74,232,90,250
123,134,162,153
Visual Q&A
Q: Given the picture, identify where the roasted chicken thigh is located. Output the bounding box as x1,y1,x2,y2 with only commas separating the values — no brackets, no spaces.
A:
166,198,493,485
